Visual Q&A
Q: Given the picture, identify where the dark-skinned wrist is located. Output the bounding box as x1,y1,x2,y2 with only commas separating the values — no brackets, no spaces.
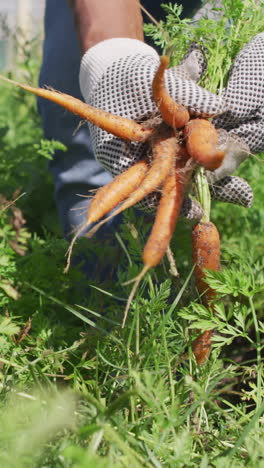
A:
68,0,144,54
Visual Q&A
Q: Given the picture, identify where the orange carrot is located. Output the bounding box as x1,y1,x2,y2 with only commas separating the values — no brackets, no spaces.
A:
143,152,192,269
85,125,179,239
64,159,149,272
192,221,220,304
191,221,220,365
88,160,149,224
122,150,193,327
0,75,153,142
184,118,225,170
152,56,190,129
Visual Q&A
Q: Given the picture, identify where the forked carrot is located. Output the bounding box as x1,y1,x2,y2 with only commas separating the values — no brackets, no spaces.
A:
191,221,220,365
184,118,225,170
0,75,153,142
152,56,190,129
64,159,149,272
84,125,179,240
122,150,194,327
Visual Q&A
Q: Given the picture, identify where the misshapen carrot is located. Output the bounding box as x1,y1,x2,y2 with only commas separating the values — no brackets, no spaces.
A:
64,159,149,273
192,221,220,365
152,56,190,129
184,118,225,170
122,150,193,327
0,75,153,142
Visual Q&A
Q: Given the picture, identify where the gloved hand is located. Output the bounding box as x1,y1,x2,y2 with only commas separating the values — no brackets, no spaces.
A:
206,32,264,208
208,32,264,181
213,33,264,158
79,38,223,174
79,37,260,215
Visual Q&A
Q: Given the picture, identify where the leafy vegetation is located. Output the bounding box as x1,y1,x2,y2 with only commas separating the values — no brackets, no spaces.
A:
0,1,263,467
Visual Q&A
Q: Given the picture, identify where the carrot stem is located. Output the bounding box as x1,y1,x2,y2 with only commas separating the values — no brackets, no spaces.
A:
195,167,211,223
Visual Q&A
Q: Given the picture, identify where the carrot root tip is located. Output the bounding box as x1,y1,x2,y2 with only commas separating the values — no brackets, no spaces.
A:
122,265,150,328
64,221,89,273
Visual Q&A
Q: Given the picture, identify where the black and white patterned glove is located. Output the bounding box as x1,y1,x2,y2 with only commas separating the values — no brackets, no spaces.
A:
214,33,264,156
79,37,259,216
207,32,264,207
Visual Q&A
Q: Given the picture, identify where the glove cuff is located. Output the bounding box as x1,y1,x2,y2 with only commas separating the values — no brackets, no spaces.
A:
79,38,159,101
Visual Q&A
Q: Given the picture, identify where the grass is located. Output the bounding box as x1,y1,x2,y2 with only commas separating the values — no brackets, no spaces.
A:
0,1,263,466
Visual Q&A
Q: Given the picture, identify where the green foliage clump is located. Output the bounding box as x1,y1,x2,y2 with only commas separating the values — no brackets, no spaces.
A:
145,0,264,93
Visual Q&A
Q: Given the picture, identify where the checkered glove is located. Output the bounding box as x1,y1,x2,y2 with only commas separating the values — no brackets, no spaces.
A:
204,32,264,208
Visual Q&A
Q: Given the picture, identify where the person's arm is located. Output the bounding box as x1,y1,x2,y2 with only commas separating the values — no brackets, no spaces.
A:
68,0,144,54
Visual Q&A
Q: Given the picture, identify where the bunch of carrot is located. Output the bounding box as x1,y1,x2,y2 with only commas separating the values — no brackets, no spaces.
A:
0,55,222,364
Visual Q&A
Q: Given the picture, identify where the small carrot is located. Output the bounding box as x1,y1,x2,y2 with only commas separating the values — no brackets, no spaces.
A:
0,75,153,142
122,150,193,327
192,221,220,304
191,221,220,365
64,159,149,272
184,118,225,170
152,56,190,129
85,125,179,239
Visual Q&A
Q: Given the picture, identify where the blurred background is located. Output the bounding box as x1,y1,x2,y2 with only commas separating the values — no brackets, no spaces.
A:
0,0,45,70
